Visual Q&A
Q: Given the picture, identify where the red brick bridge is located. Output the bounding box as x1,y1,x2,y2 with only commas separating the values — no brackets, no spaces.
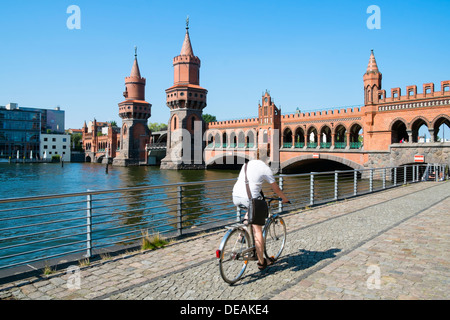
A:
204,52,450,173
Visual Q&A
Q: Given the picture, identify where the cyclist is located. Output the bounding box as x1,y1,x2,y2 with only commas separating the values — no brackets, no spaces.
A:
232,159,290,270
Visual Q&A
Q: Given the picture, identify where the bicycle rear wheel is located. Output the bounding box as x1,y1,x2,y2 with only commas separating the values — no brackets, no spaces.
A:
264,216,286,261
218,228,251,285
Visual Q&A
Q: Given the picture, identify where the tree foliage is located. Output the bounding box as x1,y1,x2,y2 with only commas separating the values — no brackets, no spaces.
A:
202,114,217,123
148,122,168,132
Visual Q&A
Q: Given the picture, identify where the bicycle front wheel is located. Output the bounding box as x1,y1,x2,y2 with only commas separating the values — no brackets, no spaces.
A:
218,228,251,285
264,216,287,261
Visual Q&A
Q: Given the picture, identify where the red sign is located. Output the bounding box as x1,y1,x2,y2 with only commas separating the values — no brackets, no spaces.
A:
414,155,424,163
312,154,320,159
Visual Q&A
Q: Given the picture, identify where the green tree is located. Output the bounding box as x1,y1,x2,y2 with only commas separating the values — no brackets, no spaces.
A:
71,133,83,151
148,122,168,132
202,114,217,123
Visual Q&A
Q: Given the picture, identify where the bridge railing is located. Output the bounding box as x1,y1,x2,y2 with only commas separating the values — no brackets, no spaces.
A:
0,164,447,274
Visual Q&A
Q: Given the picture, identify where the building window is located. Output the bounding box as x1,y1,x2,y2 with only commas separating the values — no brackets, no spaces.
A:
44,145,48,149
52,145,56,149
44,138,48,141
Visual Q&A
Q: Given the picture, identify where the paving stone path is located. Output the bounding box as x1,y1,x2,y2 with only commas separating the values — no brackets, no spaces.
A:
0,181,448,300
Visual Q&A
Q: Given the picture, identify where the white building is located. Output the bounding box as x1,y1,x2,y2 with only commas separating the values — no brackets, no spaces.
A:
40,134,71,162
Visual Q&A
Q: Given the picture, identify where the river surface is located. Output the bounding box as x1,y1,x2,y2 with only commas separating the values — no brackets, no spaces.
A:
0,162,239,199
0,162,378,271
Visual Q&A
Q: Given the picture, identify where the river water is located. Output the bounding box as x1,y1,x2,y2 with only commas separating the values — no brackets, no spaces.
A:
0,162,382,271
0,162,239,199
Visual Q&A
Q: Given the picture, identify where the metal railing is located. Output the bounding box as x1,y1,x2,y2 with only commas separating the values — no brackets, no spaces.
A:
0,164,447,272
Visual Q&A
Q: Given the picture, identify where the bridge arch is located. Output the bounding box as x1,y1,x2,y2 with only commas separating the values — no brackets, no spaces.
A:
349,122,363,144
431,114,450,142
390,118,408,143
205,152,253,170
293,126,305,145
410,116,431,142
306,125,318,144
282,127,293,146
156,132,167,143
318,124,332,146
245,129,257,147
281,154,364,174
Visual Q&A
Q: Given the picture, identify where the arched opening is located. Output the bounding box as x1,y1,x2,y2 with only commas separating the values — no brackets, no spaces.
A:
206,155,249,170
433,116,450,142
262,130,268,143
246,131,255,148
206,133,214,148
231,132,237,148
411,118,430,143
172,116,177,130
349,123,363,149
238,131,245,148
334,124,347,149
283,127,293,148
294,127,305,148
306,126,318,148
282,158,355,174
222,132,227,148
214,132,221,148
319,125,332,149
391,120,408,143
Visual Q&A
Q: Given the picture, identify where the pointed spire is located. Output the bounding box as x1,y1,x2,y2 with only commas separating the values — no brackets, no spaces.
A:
180,16,194,56
130,46,141,78
366,49,380,74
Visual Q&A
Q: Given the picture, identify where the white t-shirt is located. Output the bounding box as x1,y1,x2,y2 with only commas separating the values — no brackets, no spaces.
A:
232,160,275,199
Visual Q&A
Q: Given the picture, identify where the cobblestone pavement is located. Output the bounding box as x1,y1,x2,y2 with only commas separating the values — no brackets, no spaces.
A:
0,181,448,300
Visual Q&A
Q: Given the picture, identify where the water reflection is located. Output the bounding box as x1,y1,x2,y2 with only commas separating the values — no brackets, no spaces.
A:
0,163,240,198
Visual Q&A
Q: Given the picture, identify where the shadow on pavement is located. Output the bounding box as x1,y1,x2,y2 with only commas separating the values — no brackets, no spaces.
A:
240,248,342,285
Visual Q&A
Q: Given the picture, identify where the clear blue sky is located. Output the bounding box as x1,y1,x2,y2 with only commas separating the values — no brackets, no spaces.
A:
1,0,449,133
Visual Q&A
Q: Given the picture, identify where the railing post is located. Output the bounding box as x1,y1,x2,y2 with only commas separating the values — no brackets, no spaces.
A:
278,176,284,213
353,170,358,196
369,169,373,192
310,173,315,206
334,171,339,200
177,186,183,236
383,168,386,189
404,166,407,184
394,167,397,187
86,193,92,258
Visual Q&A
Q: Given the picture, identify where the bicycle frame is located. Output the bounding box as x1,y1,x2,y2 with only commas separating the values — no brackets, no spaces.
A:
216,197,280,261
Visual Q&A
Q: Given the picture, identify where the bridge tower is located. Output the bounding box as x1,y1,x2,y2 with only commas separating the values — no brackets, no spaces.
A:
113,48,152,166
160,18,208,170
364,50,383,139
364,50,382,105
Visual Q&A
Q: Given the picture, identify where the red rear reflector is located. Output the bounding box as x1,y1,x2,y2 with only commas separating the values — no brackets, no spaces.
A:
216,250,221,258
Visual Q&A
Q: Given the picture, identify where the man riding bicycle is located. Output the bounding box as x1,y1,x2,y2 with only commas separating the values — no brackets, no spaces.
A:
232,159,290,270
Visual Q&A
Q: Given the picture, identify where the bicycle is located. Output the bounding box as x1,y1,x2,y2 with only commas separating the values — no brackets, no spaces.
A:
216,197,288,285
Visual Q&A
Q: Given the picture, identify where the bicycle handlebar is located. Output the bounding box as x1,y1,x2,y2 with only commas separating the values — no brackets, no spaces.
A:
265,197,291,204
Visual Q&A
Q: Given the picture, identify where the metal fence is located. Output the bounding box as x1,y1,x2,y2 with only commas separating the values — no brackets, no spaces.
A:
0,163,447,272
